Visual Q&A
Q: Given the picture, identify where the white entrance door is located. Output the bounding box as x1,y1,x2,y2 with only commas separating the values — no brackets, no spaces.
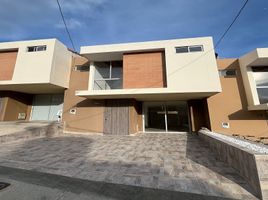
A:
31,94,63,121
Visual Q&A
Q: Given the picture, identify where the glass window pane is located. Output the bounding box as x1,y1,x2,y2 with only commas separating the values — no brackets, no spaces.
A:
252,67,268,87
189,45,203,52
94,62,110,79
257,88,268,104
111,61,123,79
175,46,189,53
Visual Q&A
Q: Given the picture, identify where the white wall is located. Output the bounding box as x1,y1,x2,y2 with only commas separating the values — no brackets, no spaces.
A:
81,37,221,94
0,39,72,89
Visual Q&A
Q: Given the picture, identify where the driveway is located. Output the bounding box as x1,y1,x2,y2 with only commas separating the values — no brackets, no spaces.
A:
0,133,257,199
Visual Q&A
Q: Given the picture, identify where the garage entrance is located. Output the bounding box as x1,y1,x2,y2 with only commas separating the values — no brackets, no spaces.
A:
31,94,63,121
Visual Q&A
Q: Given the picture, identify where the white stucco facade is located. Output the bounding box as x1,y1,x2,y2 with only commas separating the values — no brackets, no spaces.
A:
78,37,221,100
239,48,268,110
0,39,72,93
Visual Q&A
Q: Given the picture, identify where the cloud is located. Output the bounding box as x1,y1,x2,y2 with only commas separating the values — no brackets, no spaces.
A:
55,18,83,29
0,0,267,57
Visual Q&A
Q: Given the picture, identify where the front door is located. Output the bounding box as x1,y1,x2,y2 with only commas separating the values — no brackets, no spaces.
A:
104,100,129,135
144,101,189,132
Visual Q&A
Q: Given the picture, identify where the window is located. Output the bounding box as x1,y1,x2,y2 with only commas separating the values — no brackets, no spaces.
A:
218,69,237,77
27,45,46,52
175,45,203,53
74,65,89,72
252,66,268,104
94,61,123,90
175,46,188,53
189,45,203,52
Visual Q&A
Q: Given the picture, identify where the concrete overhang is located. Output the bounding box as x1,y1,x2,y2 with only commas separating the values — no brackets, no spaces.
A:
0,83,65,94
239,48,268,110
76,88,218,101
248,104,268,111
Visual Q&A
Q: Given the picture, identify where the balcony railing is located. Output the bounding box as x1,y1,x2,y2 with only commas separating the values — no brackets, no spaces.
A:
94,79,122,90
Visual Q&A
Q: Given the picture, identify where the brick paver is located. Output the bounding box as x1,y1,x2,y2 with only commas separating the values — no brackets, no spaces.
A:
0,133,258,199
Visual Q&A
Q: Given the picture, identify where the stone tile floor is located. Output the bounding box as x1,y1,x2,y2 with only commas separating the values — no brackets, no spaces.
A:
0,133,258,199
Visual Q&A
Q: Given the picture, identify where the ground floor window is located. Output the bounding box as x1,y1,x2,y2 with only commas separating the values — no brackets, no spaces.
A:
143,101,189,132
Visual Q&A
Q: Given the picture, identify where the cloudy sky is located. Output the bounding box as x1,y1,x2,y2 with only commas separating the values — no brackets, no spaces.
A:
0,0,267,57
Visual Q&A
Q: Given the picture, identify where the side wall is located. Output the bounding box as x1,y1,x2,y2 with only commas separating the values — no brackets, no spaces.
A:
0,50,18,80
207,59,268,137
62,55,105,133
188,99,211,132
0,91,32,121
123,52,166,89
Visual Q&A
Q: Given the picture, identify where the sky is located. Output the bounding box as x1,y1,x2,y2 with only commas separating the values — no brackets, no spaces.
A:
0,0,267,58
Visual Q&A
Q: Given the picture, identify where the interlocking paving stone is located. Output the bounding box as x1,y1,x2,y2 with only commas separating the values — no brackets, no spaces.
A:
0,133,259,199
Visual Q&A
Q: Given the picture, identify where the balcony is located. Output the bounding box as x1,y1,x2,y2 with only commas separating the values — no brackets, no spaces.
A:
93,61,123,90
94,79,122,90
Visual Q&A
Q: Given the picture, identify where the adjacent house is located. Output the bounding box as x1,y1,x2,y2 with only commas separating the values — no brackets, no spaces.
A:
0,37,267,137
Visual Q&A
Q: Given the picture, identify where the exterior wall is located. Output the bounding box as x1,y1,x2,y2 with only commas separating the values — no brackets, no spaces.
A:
79,37,221,99
0,39,72,89
0,50,18,81
207,59,268,137
0,92,32,121
188,99,211,132
129,100,143,134
123,52,166,89
239,48,268,110
62,55,104,133
0,97,7,121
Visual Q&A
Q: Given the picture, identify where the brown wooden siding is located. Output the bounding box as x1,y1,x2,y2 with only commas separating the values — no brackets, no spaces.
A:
104,100,130,135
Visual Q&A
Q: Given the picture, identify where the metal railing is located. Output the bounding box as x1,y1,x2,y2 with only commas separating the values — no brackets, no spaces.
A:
94,79,122,90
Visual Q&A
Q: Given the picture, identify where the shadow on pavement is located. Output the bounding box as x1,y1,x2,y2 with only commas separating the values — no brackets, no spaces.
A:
0,166,231,200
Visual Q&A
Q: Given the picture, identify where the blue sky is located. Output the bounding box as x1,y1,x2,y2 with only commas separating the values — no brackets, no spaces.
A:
0,0,267,57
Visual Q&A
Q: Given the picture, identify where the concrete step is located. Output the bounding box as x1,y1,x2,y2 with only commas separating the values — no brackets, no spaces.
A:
0,121,63,144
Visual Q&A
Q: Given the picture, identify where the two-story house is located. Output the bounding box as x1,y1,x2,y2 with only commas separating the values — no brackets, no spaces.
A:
0,37,267,138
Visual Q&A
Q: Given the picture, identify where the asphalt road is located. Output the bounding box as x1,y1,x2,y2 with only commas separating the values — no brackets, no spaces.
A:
0,166,231,200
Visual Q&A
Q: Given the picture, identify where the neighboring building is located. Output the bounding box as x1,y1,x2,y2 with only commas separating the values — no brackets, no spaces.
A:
0,37,267,137
207,50,268,137
0,39,74,121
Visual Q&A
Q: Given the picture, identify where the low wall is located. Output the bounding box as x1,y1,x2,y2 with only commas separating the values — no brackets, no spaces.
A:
199,130,268,200
0,122,64,144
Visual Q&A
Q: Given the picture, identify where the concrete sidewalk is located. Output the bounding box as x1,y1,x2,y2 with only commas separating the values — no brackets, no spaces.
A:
0,133,258,199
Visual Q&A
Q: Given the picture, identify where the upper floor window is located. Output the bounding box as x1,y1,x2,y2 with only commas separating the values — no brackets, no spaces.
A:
218,69,237,77
27,45,47,52
252,66,268,104
74,65,89,72
175,45,203,54
94,61,123,90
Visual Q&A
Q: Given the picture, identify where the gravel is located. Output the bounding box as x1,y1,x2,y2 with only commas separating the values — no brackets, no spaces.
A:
201,130,268,154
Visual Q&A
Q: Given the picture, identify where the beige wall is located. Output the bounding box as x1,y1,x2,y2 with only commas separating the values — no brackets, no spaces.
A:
123,52,166,89
207,59,268,137
79,37,221,99
0,39,72,91
62,55,104,133
239,48,268,110
0,50,18,81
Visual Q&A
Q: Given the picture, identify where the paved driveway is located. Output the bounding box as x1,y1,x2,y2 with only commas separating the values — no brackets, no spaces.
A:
0,133,257,199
